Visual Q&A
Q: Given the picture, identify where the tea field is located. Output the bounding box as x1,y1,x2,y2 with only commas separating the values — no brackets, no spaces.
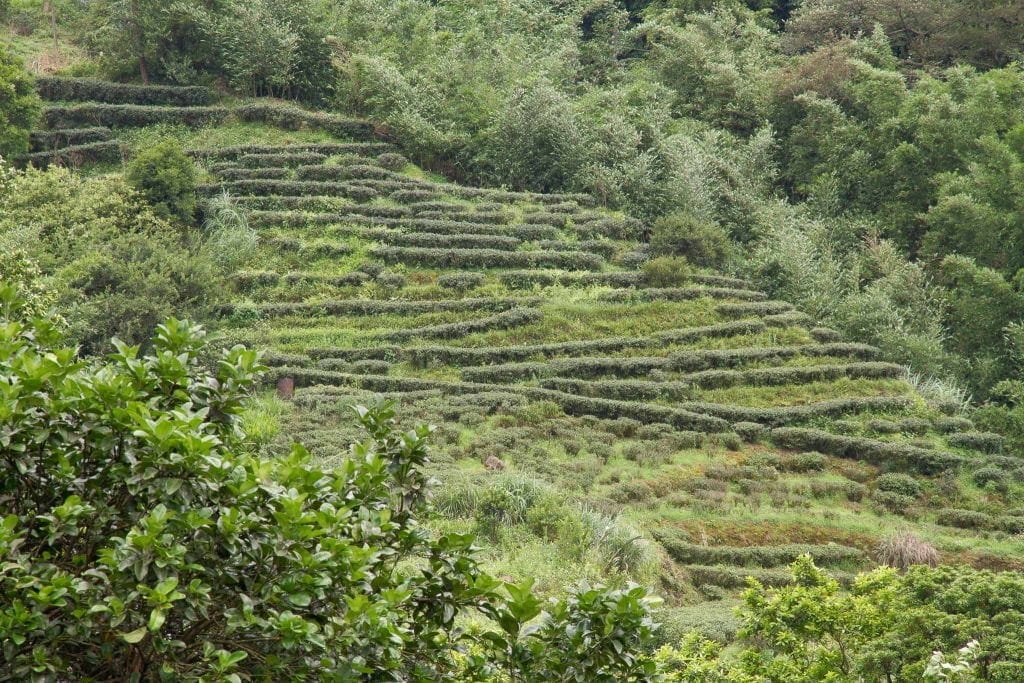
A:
25,77,1024,640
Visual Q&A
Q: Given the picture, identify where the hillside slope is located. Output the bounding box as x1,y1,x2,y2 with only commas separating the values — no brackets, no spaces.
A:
24,78,1024,639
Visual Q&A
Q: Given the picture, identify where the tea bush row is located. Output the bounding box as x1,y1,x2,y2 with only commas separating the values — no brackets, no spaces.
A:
29,126,110,148
382,306,543,340
236,152,327,168
460,343,882,382
36,77,216,105
601,286,767,303
270,368,731,431
248,212,563,240
370,245,605,270
231,270,373,291
42,103,231,129
20,140,123,168
948,431,1005,454
364,228,523,251
218,167,291,180
716,300,796,317
234,102,377,139
406,320,768,368
770,427,963,474
190,142,394,160
656,532,865,569
218,296,536,318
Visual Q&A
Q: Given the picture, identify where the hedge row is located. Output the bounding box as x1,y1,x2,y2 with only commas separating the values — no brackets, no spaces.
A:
295,163,394,181
234,103,377,139
498,270,641,289
210,179,378,198
190,142,393,160
947,431,1005,454
218,296,537,318
460,343,881,383
36,77,216,106
20,140,123,168
364,228,522,252
407,320,769,368
601,286,768,303
267,367,730,431
763,311,816,328
533,382,910,426
537,362,903,399
237,197,396,214
574,217,645,240
218,167,291,181
370,246,605,271
717,301,795,317
683,564,852,589
382,307,542,341
42,104,231,129
231,270,372,291
934,508,1024,534
677,361,905,390
534,239,616,259
30,126,110,149
247,211,563,241
237,152,327,168
655,531,866,569
769,427,963,474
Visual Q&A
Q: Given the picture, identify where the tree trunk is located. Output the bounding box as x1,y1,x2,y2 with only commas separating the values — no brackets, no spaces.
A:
128,0,150,84
45,1,59,58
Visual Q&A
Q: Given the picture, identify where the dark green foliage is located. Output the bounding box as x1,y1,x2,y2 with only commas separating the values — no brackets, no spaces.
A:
642,256,692,287
371,245,605,271
770,428,963,474
125,140,198,222
383,307,543,341
650,212,731,267
219,297,534,319
438,272,486,291
0,44,41,158
191,142,394,160
21,140,124,169
235,102,377,138
35,77,216,106
41,103,231,129
656,530,865,569
875,473,923,498
0,295,661,680
972,466,1010,493
948,431,1006,454
30,126,111,149
936,508,996,531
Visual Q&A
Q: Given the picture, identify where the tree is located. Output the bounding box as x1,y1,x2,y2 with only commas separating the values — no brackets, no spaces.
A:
125,139,198,222
0,44,41,159
0,288,662,680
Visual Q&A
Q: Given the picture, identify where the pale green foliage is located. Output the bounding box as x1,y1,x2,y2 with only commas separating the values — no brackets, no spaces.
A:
202,191,258,270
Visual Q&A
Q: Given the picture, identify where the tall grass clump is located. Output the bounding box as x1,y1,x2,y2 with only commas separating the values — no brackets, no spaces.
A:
203,190,259,269
875,530,940,571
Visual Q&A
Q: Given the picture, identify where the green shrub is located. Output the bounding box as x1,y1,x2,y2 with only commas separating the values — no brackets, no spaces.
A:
35,77,216,106
0,292,662,680
41,104,231,129
785,451,827,473
936,508,996,530
126,139,198,222
650,211,731,267
438,271,486,291
642,255,693,287
876,473,924,498
30,127,112,149
0,44,41,158
972,466,1010,493
948,431,1005,454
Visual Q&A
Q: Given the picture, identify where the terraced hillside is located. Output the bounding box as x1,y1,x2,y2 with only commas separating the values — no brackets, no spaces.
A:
25,78,1024,639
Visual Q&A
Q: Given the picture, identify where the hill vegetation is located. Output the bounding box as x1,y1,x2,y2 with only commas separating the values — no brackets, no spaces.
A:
3,1,1024,680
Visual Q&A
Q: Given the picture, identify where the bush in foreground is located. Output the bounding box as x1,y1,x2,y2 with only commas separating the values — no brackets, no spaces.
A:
0,285,660,681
